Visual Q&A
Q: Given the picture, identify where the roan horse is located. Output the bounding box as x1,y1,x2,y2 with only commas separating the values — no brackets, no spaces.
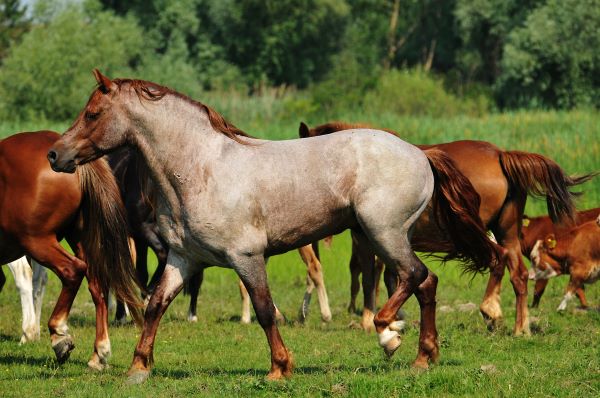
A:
0,131,140,369
48,70,498,383
110,149,331,324
521,208,600,307
299,121,594,336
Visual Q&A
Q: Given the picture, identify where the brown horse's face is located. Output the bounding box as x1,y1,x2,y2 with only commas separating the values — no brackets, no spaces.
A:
48,70,130,173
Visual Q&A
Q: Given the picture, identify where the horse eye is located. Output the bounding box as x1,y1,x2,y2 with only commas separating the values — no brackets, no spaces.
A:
85,112,100,121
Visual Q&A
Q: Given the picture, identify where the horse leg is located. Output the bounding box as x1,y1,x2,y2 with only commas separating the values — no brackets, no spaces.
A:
557,278,581,312
31,260,47,334
0,267,5,293
85,270,111,370
187,269,203,322
374,256,384,307
531,278,549,308
24,238,86,364
352,230,377,331
127,251,191,384
348,238,361,314
239,280,252,324
479,259,505,331
235,254,292,380
574,285,588,308
7,257,38,343
372,238,437,367
298,244,331,323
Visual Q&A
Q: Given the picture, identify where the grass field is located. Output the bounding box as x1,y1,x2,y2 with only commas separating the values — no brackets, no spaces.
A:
0,110,599,396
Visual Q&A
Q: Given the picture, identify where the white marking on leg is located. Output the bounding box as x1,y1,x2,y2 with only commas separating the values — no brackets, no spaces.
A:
239,280,251,324
557,292,574,311
7,257,38,343
389,320,406,332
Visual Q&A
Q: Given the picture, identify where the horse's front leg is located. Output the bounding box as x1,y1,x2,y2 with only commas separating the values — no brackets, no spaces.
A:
7,257,39,343
235,254,293,380
31,260,47,332
127,251,190,384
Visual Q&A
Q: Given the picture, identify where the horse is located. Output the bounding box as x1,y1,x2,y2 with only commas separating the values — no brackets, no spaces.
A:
0,257,47,343
0,130,140,370
47,70,498,383
299,121,594,336
109,149,332,324
521,208,600,307
529,215,600,311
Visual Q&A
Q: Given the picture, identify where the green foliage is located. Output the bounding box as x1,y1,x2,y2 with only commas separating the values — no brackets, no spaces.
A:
497,0,600,108
0,0,30,62
197,0,350,87
363,69,490,117
0,2,144,120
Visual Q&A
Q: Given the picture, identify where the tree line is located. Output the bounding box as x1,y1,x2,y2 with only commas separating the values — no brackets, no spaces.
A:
0,0,598,120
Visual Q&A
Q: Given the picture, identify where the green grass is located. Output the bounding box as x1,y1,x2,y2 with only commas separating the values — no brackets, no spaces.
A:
0,110,599,396
1,234,599,397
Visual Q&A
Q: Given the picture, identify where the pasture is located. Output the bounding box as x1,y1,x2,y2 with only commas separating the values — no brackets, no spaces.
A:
0,110,599,397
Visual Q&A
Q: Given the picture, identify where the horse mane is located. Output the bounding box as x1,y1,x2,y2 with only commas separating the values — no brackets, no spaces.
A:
110,78,253,144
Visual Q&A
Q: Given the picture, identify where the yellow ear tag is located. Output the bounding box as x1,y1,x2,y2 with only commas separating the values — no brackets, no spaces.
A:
548,238,557,249
522,219,530,227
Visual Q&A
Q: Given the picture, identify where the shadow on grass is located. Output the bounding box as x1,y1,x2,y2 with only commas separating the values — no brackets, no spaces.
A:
0,332,19,343
0,353,88,368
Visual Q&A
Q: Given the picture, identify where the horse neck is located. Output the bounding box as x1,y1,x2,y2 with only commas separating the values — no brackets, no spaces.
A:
127,95,231,218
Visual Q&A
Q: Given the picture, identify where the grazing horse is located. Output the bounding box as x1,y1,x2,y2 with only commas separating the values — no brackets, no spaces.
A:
0,131,139,370
48,70,498,383
299,121,594,336
0,257,47,343
530,215,600,311
521,208,600,307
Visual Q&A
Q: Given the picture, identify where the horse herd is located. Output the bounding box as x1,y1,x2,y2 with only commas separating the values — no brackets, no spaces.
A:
0,70,598,384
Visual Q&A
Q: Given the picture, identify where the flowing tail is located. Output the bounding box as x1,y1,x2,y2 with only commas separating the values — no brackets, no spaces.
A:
499,151,597,224
78,158,143,325
425,149,501,273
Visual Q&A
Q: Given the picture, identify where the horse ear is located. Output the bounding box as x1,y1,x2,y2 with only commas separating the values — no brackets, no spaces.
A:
93,69,114,94
299,122,310,138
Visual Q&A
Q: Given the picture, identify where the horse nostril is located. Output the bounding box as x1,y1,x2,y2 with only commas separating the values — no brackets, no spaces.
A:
47,150,57,164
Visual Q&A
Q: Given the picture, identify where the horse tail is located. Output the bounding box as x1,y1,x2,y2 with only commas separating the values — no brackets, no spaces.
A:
78,158,143,326
499,150,597,224
425,149,501,273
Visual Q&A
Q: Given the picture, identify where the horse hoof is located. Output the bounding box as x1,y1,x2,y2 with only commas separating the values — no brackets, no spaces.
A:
52,336,75,364
411,360,429,370
88,358,109,372
187,314,198,323
126,369,150,385
378,327,401,358
389,320,406,333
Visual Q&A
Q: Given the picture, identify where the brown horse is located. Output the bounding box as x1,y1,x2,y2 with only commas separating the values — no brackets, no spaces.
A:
300,121,594,335
521,208,600,307
0,131,140,370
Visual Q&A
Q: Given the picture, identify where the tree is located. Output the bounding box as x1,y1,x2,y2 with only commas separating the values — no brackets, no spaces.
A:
497,0,600,108
0,0,29,62
0,2,144,120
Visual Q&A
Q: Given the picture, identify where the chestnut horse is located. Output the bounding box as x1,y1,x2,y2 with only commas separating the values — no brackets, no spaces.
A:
521,208,600,307
0,131,140,370
48,70,498,383
300,121,594,335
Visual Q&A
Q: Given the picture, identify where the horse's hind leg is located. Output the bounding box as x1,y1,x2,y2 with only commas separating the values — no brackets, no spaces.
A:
234,254,292,380
31,260,47,332
372,240,437,367
352,230,377,331
298,244,331,323
187,269,203,322
7,257,38,343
